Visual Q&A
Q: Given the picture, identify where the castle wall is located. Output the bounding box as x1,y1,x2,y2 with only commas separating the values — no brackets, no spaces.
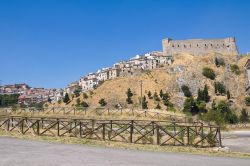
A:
162,37,239,56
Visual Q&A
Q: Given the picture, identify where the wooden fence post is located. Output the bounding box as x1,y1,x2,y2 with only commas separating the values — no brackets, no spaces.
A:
57,119,60,136
187,126,190,146
102,123,106,140
156,125,160,145
130,120,134,143
37,120,40,136
79,121,82,138
218,127,222,147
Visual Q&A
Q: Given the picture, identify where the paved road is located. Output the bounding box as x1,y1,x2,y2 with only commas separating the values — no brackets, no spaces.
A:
222,130,250,153
0,137,249,166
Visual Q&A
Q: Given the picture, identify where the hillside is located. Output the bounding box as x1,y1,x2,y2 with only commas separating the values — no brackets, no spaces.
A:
51,53,250,113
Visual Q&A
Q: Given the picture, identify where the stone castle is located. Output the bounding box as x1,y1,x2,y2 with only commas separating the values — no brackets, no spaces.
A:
162,37,239,56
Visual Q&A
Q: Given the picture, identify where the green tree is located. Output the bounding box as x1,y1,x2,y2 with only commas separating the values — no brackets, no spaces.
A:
160,89,164,99
0,94,20,107
155,103,161,109
142,96,148,109
181,85,192,97
202,67,216,80
197,85,210,103
214,82,226,95
126,88,133,104
63,93,70,103
183,97,199,115
147,91,153,99
73,88,81,97
239,109,249,123
99,98,107,107
153,92,160,101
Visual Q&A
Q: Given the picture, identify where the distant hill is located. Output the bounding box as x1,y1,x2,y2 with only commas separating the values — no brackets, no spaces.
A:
50,53,250,114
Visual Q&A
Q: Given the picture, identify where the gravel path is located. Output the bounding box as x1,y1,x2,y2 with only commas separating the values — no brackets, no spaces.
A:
0,137,249,166
222,130,250,153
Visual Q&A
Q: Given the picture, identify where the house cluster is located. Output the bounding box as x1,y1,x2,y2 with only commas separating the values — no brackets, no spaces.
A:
66,51,173,94
0,83,30,94
18,88,63,105
0,83,63,105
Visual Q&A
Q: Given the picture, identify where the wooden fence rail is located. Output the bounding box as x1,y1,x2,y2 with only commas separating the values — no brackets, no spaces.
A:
0,107,196,122
0,115,222,147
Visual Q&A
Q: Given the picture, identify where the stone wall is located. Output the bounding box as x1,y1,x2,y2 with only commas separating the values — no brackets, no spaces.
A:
162,37,239,56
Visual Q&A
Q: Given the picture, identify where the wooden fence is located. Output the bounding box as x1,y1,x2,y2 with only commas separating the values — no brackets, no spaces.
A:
0,107,194,122
0,115,222,147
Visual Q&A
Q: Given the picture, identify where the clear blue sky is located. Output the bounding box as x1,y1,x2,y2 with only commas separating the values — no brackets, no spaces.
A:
0,0,249,88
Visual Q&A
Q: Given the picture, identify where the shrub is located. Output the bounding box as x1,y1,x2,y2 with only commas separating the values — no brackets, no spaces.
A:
153,92,160,101
201,100,238,125
230,64,241,75
82,93,88,99
214,82,226,95
73,88,81,97
202,67,216,80
81,101,89,108
215,57,225,67
98,98,107,107
63,93,70,103
181,85,192,97
245,97,250,106
147,91,153,99
155,103,161,109
240,109,249,123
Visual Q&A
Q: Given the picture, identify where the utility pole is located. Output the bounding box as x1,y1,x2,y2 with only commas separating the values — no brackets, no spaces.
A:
140,80,143,110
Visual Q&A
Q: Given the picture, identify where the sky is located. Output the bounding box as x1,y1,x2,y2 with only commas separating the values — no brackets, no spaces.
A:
0,0,250,88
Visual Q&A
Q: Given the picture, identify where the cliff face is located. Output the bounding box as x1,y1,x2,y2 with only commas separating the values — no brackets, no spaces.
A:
52,53,250,113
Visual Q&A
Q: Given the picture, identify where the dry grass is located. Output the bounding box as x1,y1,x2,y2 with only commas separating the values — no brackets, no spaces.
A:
50,53,250,114
0,130,250,158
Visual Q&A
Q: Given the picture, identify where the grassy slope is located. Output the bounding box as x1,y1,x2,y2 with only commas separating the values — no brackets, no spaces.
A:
51,53,250,114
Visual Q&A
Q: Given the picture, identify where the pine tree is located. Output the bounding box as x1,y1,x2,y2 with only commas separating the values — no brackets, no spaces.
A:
63,93,70,103
203,85,210,102
126,88,133,104
147,91,152,99
197,88,203,102
181,85,192,97
160,89,164,99
142,96,148,109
